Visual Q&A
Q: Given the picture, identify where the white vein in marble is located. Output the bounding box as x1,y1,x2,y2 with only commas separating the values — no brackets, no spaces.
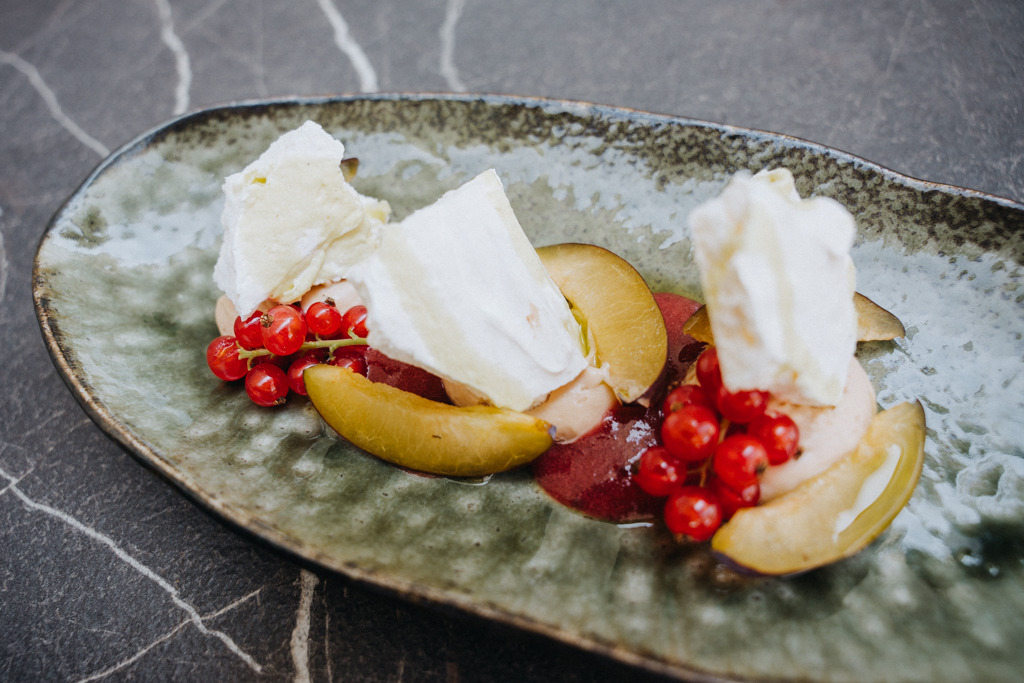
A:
181,0,229,35
440,0,468,92
75,589,261,683
0,205,7,305
0,49,110,156
290,569,320,683
153,0,192,115
5,0,78,56
323,606,333,683
0,464,262,673
315,0,378,92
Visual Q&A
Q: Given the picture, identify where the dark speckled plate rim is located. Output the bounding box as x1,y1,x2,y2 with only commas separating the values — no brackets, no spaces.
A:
30,92,1024,683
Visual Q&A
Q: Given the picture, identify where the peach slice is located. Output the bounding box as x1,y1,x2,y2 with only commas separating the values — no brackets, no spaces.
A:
682,292,905,345
711,401,925,575
305,365,553,477
536,243,667,404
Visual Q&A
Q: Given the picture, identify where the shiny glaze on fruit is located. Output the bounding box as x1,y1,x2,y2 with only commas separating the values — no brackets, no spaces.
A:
532,293,705,522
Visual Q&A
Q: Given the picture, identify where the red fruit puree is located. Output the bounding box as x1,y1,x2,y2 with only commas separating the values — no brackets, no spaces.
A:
364,348,451,404
532,293,704,523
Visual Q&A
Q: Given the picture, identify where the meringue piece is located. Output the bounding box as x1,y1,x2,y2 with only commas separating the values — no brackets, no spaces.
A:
689,168,857,406
214,121,388,317
347,169,588,412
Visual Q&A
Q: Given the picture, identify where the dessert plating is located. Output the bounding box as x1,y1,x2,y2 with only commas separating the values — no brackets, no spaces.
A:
204,123,924,575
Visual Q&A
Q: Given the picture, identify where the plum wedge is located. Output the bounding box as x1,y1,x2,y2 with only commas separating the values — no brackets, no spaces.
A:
536,243,667,404
305,365,554,477
711,401,925,575
682,292,905,345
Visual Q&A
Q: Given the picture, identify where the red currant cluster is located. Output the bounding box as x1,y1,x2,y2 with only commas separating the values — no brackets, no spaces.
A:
206,300,371,406
635,347,799,541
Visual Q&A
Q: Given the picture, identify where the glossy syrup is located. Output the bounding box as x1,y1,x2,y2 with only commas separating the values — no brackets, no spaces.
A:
365,347,451,403
531,293,705,523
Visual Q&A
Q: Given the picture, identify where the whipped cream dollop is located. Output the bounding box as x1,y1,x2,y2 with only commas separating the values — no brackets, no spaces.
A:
214,121,390,317
689,168,857,406
348,169,588,412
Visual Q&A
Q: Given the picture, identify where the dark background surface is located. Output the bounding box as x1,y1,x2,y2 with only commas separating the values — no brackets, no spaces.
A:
1,1,1022,681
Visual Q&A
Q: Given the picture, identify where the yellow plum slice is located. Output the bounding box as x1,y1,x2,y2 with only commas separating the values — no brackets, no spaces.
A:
305,365,553,477
536,243,667,404
711,401,925,575
682,292,905,345
854,292,907,341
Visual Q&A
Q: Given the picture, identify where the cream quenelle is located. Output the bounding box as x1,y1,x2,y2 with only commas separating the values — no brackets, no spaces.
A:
689,168,857,407
214,121,390,318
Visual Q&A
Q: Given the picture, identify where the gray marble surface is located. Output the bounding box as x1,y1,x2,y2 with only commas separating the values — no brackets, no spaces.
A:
1,1,1021,681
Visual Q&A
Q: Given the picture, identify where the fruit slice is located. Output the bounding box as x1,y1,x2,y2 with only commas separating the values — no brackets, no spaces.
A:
536,243,667,403
682,292,905,344
339,157,358,182
679,304,714,344
305,364,553,477
854,292,906,341
711,401,925,575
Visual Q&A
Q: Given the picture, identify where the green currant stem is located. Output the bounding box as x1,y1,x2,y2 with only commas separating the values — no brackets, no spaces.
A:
696,417,731,488
717,418,731,444
237,348,272,360
697,457,713,488
302,336,368,353
236,336,368,361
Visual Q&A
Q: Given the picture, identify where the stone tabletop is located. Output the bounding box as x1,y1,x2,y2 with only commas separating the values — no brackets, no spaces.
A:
1,1,1022,681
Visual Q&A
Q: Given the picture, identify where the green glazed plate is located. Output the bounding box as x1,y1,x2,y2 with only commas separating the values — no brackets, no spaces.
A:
33,95,1024,682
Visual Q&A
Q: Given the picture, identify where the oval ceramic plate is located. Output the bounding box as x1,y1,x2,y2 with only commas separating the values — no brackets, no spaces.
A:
33,95,1024,682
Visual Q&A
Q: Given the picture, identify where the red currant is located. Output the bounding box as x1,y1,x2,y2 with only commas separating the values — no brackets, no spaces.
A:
748,412,800,465
695,347,722,394
634,447,685,497
329,347,368,377
707,476,759,520
713,435,769,489
287,352,326,396
306,302,343,338
340,305,369,339
661,405,720,462
206,336,248,381
662,384,715,416
261,305,307,356
715,385,769,424
245,364,289,406
233,311,264,350
664,486,722,541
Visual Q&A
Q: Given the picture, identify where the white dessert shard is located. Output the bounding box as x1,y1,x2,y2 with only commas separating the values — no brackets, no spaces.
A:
214,121,390,317
689,168,857,406
347,169,589,412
